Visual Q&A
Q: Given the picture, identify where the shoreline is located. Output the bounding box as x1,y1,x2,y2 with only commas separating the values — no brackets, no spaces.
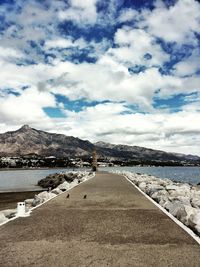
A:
0,167,83,171
0,190,44,211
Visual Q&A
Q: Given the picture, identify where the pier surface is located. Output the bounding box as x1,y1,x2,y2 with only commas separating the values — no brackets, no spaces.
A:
0,172,199,267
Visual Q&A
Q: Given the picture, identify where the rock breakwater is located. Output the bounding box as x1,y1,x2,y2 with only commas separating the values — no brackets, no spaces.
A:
119,171,200,237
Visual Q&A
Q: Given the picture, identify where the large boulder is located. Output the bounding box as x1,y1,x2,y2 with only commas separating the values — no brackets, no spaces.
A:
168,202,186,218
188,212,200,235
51,188,62,195
168,196,191,206
145,184,164,196
38,172,82,189
32,195,43,207
37,191,56,202
166,185,180,191
68,179,79,189
177,205,197,226
1,209,17,219
191,197,200,209
151,190,169,204
0,212,8,224
32,191,56,207
58,181,70,190
138,182,146,191
25,199,34,205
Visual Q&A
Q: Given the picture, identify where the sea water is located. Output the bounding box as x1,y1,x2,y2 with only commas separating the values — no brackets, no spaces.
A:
0,166,199,192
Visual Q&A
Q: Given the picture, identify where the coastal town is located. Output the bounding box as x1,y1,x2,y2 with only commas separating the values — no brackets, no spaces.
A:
0,155,200,169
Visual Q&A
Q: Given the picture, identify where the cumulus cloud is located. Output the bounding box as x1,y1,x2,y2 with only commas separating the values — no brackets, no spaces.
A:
173,48,200,76
109,27,169,67
118,8,139,23
58,0,98,26
0,0,200,155
42,102,200,155
139,0,200,45
0,87,56,128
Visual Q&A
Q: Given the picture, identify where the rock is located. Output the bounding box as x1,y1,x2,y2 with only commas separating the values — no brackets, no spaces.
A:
32,195,42,207
158,196,170,206
168,202,186,217
151,190,169,203
138,182,146,191
146,184,164,196
191,197,200,209
169,196,191,206
183,209,200,235
189,212,200,234
38,172,88,189
68,179,79,189
25,199,34,205
0,212,8,224
51,188,62,195
166,185,180,191
177,205,196,226
37,191,56,202
58,181,70,190
32,191,56,207
163,200,173,211
1,209,17,219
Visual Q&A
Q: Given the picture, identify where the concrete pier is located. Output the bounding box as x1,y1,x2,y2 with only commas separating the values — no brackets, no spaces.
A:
0,172,199,267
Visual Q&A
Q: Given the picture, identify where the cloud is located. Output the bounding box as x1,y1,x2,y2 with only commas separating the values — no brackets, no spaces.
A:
58,0,98,26
0,0,199,155
173,48,200,76
0,87,56,127
118,8,139,23
43,102,200,155
108,27,169,67
139,0,200,44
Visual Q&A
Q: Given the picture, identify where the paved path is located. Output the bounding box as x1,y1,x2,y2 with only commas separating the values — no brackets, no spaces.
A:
0,172,199,267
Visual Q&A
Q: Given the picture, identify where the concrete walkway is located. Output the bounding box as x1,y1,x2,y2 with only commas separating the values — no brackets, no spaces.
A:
0,172,199,267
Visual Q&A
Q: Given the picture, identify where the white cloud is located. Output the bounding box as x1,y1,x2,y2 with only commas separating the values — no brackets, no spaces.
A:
0,47,23,59
108,27,169,67
0,87,56,127
58,0,98,26
45,38,74,49
174,48,200,76
41,102,200,155
0,0,199,156
118,8,138,23
139,0,200,44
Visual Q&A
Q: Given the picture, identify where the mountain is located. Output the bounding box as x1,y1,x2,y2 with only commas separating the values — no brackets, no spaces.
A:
0,125,199,164
95,141,200,162
0,125,94,157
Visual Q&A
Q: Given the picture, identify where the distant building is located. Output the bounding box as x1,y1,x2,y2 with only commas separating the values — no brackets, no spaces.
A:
92,149,98,171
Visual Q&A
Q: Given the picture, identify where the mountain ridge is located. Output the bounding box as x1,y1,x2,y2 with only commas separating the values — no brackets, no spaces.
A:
0,125,199,163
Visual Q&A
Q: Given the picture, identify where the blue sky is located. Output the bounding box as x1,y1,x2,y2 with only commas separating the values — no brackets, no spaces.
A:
0,0,200,155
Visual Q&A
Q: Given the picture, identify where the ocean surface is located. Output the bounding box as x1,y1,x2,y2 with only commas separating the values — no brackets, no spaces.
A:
0,166,199,192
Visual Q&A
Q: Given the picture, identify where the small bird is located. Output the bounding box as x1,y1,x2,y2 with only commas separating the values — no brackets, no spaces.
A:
66,194,70,198
83,194,87,199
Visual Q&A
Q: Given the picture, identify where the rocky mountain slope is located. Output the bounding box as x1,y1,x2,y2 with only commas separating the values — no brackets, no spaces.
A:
0,125,94,157
0,125,199,163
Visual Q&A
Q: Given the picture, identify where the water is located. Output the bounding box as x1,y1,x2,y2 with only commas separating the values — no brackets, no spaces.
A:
102,166,200,185
0,168,88,192
0,166,199,192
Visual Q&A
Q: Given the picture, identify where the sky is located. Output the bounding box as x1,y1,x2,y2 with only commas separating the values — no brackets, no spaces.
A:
0,0,200,155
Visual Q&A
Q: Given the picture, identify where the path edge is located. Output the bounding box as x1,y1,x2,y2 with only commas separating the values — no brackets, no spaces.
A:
122,174,200,245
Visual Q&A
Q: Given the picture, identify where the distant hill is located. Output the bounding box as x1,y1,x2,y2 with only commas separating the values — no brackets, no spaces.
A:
0,125,199,164
0,125,94,157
